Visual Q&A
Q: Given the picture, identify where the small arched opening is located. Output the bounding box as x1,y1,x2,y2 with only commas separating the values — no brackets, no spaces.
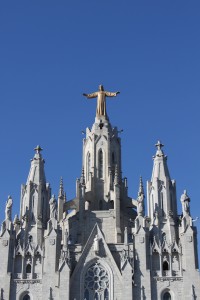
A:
163,291,171,300
26,264,31,274
22,295,30,300
163,261,169,271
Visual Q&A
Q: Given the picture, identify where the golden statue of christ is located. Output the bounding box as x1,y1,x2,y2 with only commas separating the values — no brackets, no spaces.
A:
83,85,120,117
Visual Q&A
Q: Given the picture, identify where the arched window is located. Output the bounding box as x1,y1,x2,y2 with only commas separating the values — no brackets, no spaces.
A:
23,295,30,300
98,150,103,179
163,291,171,300
87,153,91,182
163,261,169,271
84,262,109,299
26,264,31,274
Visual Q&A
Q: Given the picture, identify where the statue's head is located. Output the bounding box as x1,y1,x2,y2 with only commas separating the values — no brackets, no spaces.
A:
99,85,104,91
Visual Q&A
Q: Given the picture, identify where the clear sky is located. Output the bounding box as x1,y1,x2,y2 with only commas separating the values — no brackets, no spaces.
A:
0,1,200,256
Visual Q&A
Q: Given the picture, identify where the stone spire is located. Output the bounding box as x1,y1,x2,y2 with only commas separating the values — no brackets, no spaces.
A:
19,146,51,246
137,177,145,217
138,176,144,196
59,177,64,198
58,177,65,223
26,145,46,185
80,168,86,186
151,141,170,181
147,141,178,243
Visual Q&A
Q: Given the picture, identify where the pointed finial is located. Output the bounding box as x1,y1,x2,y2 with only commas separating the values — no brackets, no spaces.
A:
138,176,144,196
80,168,85,185
155,141,164,151
58,177,64,197
34,145,43,154
114,165,119,185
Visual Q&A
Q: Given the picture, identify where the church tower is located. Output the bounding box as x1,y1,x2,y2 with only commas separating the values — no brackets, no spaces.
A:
0,85,200,300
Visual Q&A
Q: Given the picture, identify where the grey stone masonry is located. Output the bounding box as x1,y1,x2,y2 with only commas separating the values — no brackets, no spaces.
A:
0,90,200,300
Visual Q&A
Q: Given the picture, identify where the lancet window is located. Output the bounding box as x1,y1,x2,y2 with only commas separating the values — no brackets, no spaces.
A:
84,262,109,300
98,150,103,179
26,264,31,274
87,152,91,182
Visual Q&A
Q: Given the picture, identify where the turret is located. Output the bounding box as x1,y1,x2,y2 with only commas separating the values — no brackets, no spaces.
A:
147,141,177,241
19,145,51,246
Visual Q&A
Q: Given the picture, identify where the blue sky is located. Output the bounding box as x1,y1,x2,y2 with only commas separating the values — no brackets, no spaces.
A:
0,1,200,255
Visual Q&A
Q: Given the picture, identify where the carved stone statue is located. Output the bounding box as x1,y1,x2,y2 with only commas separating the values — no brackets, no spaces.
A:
93,234,99,253
49,195,57,219
137,192,144,216
180,190,190,216
5,196,13,220
83,85,120,117
153,211,159,226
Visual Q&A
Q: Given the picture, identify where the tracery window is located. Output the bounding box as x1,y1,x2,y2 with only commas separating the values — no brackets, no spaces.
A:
84,262,109,300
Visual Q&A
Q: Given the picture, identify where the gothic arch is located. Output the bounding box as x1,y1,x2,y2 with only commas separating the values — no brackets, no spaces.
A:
158,288,175,300
80,258,114,300
18,291,33,300
159,288,173,300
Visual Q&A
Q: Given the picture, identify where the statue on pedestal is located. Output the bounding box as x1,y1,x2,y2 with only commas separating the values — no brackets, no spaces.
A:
5,196,13,221
49,195,57,219
83,85,120,117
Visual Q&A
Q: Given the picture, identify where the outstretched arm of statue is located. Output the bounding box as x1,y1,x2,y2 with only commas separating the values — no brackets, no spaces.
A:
83,92,98,99
105,91,120,97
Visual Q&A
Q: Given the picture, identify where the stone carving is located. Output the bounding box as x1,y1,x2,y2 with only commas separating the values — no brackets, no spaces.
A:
49,195,57,219
5,196,13,220
137,192,144,216
180,190,190,216
83,85,120,117
93,234,100,254
132,177,145,217
153,211,159,226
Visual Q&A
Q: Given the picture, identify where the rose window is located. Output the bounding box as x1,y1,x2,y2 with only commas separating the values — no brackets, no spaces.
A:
84,262,109,300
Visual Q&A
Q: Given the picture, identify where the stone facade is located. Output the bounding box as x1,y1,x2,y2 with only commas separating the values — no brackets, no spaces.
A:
0,96,200,300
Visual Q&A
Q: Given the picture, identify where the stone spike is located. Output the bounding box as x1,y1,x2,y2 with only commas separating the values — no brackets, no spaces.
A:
114,165,119,185
80,168,85,185
138,176,144,195
58,177,64,197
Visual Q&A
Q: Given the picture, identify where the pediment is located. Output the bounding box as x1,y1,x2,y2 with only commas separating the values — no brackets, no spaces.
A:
70,223,122,284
